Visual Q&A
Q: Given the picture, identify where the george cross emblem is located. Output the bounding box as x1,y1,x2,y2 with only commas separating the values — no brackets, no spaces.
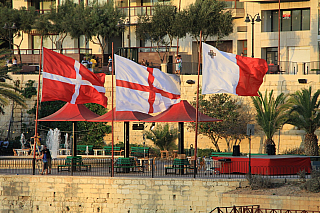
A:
208,50,216,59
116,67,180,113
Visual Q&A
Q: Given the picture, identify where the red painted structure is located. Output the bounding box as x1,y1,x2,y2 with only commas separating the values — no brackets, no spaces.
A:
212,155,311,175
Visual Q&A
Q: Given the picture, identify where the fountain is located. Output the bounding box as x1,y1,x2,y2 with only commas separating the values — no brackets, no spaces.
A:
46,128,60,159
20,133,25,149
65,133,69,150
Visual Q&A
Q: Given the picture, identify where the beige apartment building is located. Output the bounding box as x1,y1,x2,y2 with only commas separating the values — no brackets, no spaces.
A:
11,0,319,75
4,0,320,154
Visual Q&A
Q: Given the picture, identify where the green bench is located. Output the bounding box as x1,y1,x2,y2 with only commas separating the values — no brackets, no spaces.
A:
103,146,123,155
250,153,268,156
165,158,194,175
111,157,144,173
131,147,149,158
77,145,93,155
211,152,233,157
58,156,91,172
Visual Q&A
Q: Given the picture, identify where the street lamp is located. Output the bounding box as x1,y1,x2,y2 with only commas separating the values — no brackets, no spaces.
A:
245,14,261,58
3,23,17,51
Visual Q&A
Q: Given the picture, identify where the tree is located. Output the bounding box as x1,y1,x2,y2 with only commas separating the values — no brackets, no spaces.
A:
0,45,26,114
251,90,288,151
185,0,233,51
136,3,187,63
0,5,36,63
191,93,245,152
69,1,124,64
286,87,320,156
144,123,178,151
45,0,78,52
224,101,254,151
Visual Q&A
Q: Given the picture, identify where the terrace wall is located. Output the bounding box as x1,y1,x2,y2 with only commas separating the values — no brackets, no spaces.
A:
0,175,319,212
3,73,320,154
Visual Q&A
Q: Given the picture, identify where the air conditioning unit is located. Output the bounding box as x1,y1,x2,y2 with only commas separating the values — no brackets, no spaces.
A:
132,123,144,130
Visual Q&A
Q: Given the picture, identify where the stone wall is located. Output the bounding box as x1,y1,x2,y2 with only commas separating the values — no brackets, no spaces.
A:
1,175,320,213
0,175,242,213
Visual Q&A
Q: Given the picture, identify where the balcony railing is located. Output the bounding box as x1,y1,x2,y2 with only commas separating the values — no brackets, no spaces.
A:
35,9,52,14
14,48,92,55
119,6,155,17
268,61,320,75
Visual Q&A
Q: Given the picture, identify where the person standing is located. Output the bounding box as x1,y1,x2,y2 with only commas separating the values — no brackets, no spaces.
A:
43,145,52,174
141,59,146,66
90,55,97,72
12,57,17,66
108,56,112,74
175,55,182,75
37,147,48,175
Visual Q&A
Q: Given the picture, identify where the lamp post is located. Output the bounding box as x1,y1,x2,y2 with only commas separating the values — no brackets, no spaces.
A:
245,14,261,58
3,23,17,51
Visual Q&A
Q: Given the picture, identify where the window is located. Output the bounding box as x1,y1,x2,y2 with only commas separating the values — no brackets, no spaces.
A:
223,0,244,9
237,40,247,56
261,8,310,32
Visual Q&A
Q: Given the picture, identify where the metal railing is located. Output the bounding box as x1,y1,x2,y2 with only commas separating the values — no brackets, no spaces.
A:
269,61,320,75
0,157,313,179
209,205,320,213
14,48,92,55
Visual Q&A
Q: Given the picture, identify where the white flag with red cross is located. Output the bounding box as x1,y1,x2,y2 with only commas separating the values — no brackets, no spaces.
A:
115,55,181,114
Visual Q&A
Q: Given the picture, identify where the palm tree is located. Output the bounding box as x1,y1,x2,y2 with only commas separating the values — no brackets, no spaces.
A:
286,87,320,156
0,46,26,114
144,123,178,151
251,90,288,152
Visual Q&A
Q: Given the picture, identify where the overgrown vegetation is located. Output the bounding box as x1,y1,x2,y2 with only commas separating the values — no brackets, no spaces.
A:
282,147,305,155
300,171,320,193
246,174,273,190
22,80,37,98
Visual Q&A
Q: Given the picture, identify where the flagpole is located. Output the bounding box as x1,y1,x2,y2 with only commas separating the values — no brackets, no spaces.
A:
194,31,202,178
32,35,43,175
176,0,181,56
111,42,114,177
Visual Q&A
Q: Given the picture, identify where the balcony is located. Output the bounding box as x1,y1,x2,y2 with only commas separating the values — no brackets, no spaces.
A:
239,0,309,2
13,48,92,65
267,61,320,75
119,6,155,24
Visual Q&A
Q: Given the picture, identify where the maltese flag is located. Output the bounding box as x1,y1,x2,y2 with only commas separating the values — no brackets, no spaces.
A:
202,42,268,96
115,55,180,114
42,48,108,107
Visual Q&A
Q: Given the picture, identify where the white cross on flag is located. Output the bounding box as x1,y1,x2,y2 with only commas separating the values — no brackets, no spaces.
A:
42,48,108,107
115,55,181,114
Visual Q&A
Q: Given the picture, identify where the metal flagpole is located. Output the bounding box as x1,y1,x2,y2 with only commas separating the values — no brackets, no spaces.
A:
278,0,280,67
194,31,202,178
176,0,181,56
111,42,114,177
32,35,43,175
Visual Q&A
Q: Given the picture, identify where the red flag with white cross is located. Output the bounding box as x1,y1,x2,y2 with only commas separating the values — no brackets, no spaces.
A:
41,48,107,107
